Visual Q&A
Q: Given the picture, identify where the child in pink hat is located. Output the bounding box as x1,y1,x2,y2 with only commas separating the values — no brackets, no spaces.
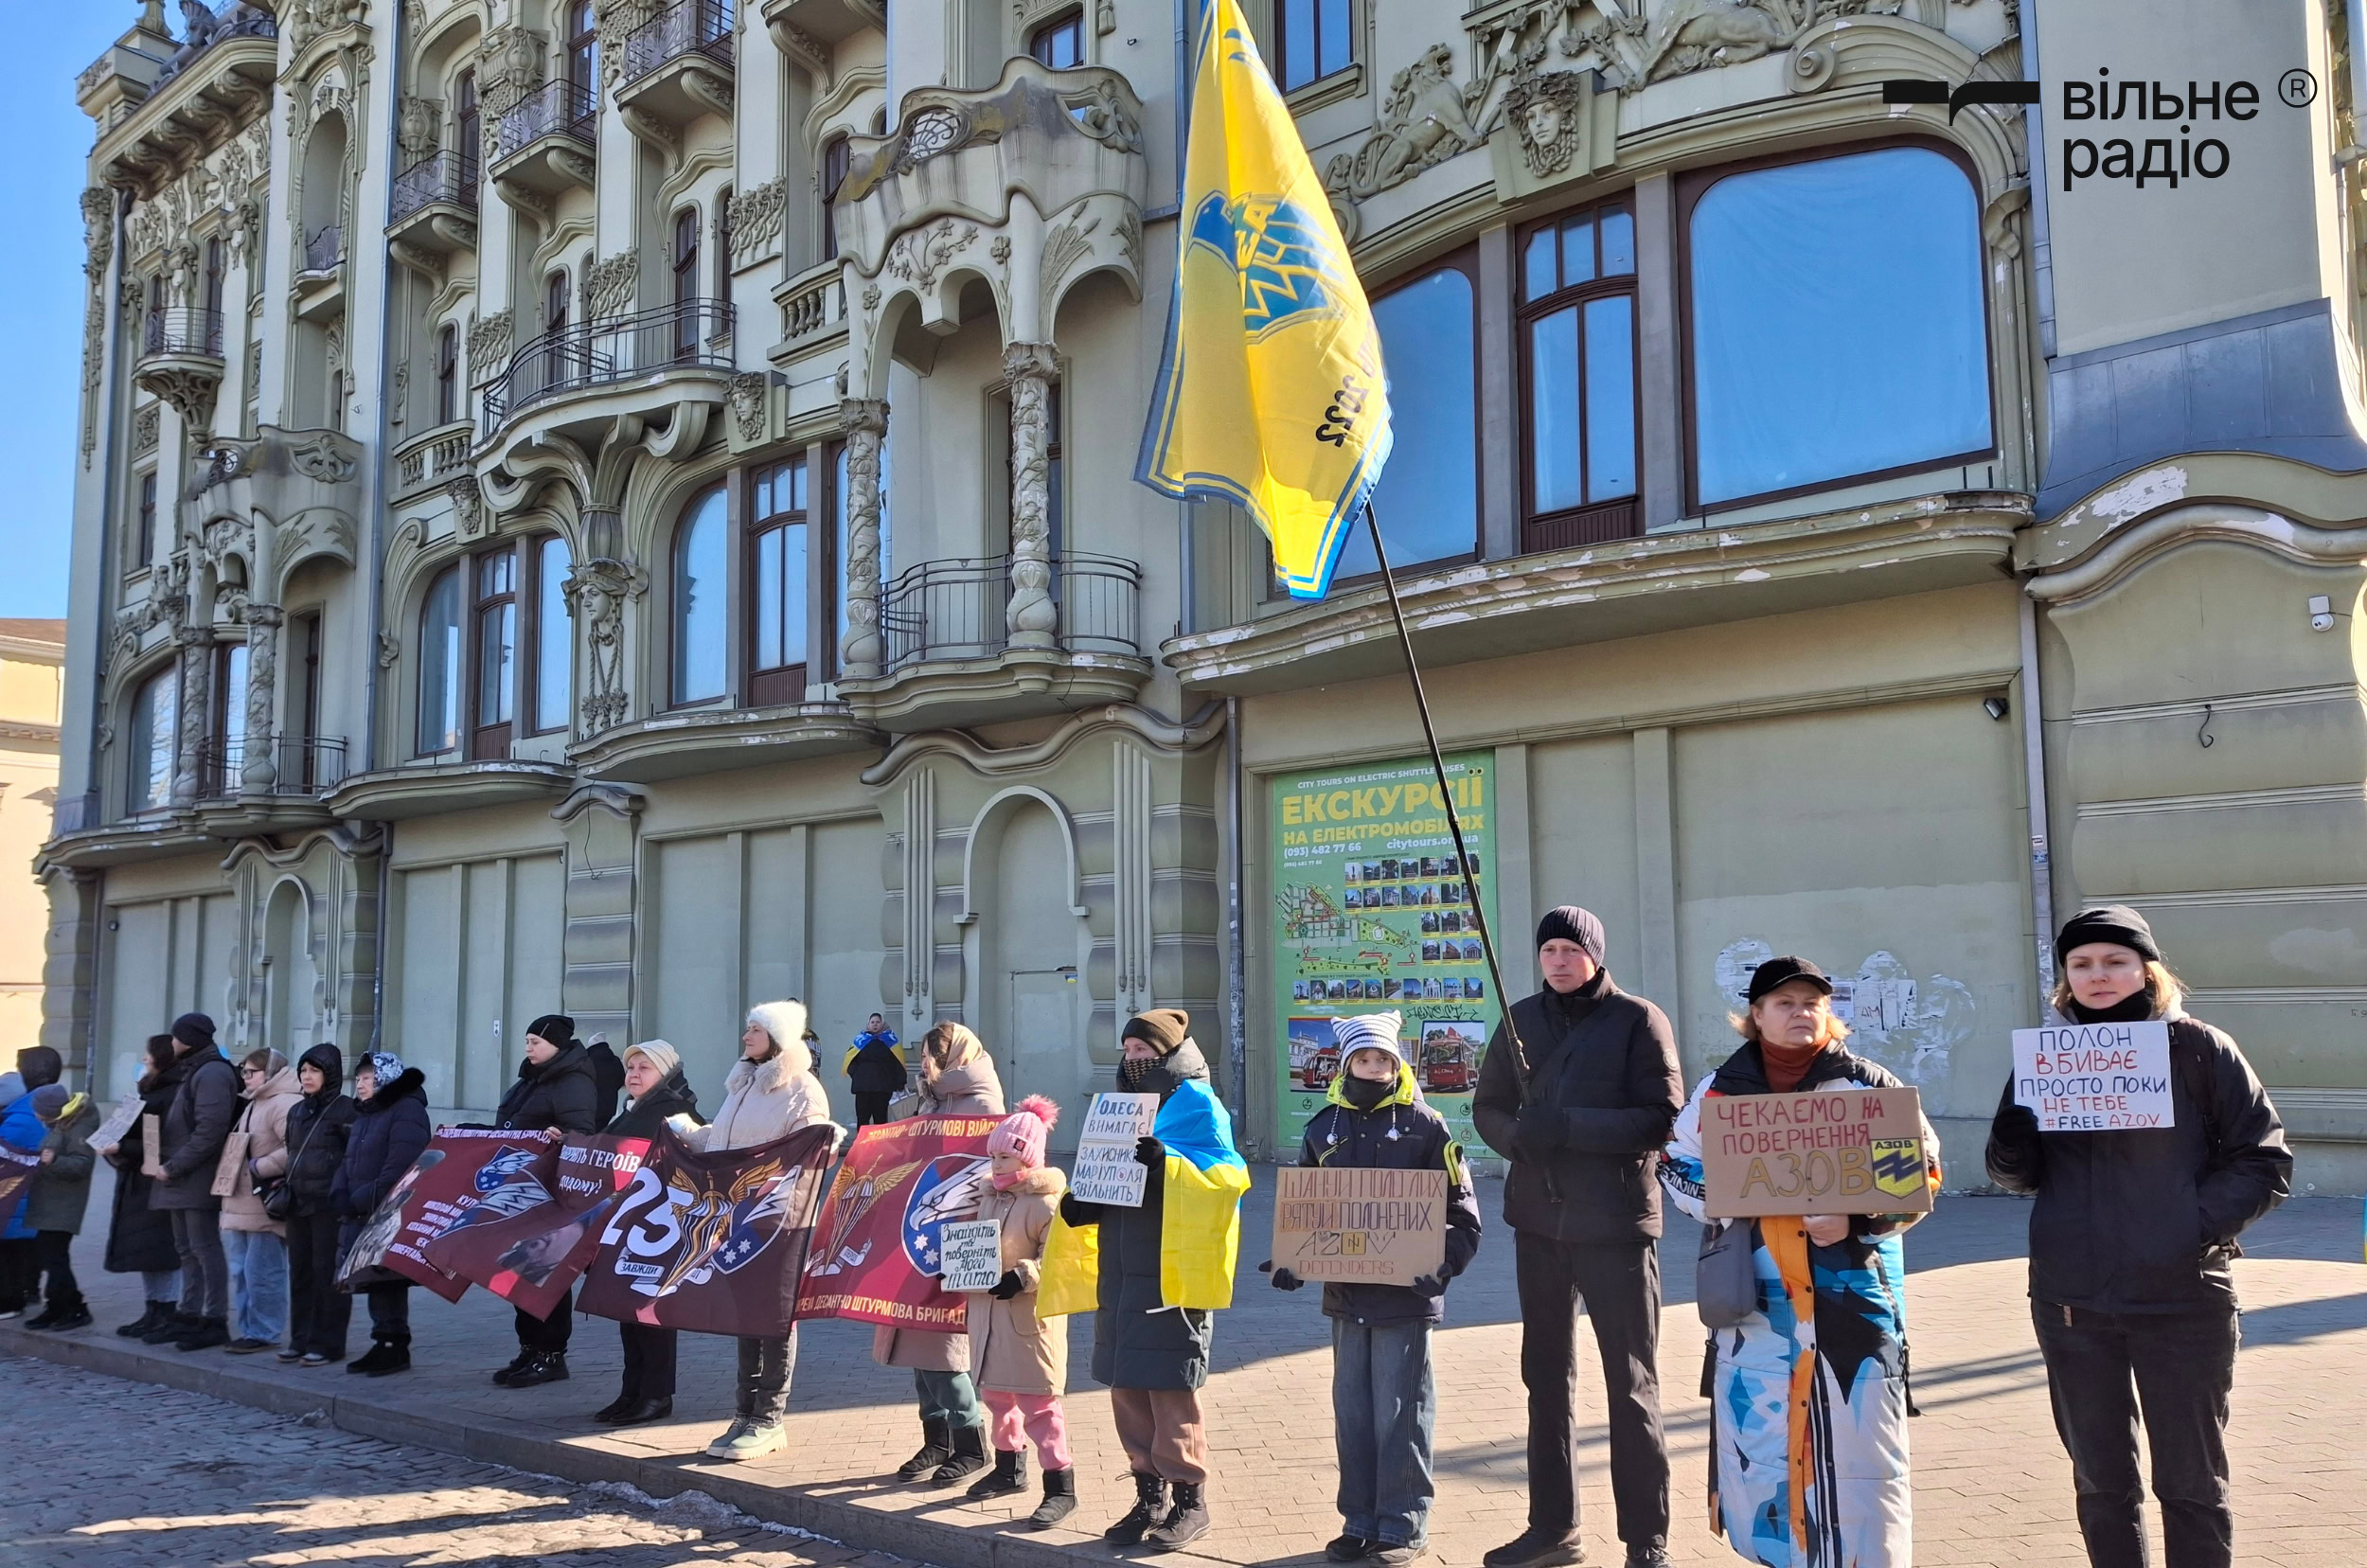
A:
961,1095,1076,1527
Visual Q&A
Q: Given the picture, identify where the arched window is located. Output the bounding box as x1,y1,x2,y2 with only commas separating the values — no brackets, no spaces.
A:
416,564,463,755
1332,256,1479,579
456,68,480,190
566,0,598,99
750,457,810,705
821,136,850,261
128,665,178,811
672,486,728,704
530,534,573,733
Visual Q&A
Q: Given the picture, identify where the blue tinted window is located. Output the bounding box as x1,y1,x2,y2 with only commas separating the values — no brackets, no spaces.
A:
672,489,727,704
1689,145,1991,506
1331,264,1477,580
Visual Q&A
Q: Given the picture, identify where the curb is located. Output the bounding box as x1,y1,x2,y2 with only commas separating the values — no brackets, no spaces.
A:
0,1322,1234,1568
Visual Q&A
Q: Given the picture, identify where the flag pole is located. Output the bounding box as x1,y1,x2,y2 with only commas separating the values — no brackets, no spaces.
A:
1361,503,1532,1087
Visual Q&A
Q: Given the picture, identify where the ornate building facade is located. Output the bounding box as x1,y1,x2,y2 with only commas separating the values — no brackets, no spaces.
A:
40,0,2367,1185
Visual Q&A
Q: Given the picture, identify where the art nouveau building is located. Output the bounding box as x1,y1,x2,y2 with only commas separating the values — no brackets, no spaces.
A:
41,0,2367,1185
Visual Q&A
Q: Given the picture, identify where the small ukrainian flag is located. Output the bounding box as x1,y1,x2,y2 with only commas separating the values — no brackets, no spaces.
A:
1134,0,1392,600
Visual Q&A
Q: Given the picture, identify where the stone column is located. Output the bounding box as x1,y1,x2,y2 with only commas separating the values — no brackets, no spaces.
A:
838,397,888,679
170,625,212,807
240,603,282,793
1003,342,1060,650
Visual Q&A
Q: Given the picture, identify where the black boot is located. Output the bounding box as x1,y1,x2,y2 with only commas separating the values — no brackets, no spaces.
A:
365,1339,412,1377
141,1310,199,1345
895,1417,954,1481
504,1350,569,1387
490,1347,536,1385
43,1301,93,1332
1145,1482,1210,1551
931,1421,989,1484
1105,1471,1168,1546
174,1315,230,1352
347,1338,399,1375
1026,1468,1077,1530
117,1300,171,1338
23,1302,63,1330
967,1446,1027,1499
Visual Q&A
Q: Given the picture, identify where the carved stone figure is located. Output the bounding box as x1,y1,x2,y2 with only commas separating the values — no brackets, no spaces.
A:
1640,0,1789,80
838,400,889,679
883,220,977,292
729,372,770,443
563,558,646,735
726,178,787,270
1504,69,1589,175
397,97,442,166
1323,42,1486,239
585,252,639,319
1003,344,1060,649
239,603,282,793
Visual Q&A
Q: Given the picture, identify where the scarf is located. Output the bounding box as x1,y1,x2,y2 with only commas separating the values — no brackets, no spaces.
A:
1760,1036,1824,1094
2066,984,2158,1025
1339,1074,1394,1112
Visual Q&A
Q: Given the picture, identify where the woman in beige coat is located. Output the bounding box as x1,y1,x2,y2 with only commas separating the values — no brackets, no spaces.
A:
960,1094,1076,1527
883,1022,1006,1485
221,1050,301,1353
687,1000,837,1462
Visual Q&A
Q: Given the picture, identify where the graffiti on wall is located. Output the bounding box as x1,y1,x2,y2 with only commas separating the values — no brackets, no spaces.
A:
1712,939,1974,1089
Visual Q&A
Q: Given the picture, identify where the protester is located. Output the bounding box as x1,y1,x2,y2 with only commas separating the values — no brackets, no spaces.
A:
21,1082,100,1330
280,1043,356,1364
593,1039,703,1427
879,1022,1005,1485
1660,956,1940,1568
151,1012,240,1351
584,1031,626,1127
0,1054,59,1316
845,1013,906,1127
944,1092,1078,1523
685,999,835,1460
1986,907,2291,1568
1271,1013,1482,1565
219,1049,301,1353
102,1034,184,1337
1055,1008,1250,1551
331,1050,430,1377
487,1014,601,1388
1470,907,1682,1568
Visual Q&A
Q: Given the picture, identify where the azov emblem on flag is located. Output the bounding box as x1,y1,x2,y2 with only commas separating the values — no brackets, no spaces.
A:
1869,1139,1925,1201
900,1153,990,1276
1187,193,1347,340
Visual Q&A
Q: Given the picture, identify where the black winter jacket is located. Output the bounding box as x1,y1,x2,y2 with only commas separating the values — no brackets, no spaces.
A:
603,1070,703,1139
586,1040,626,1128
153,1047,242,1211
103,1059,187,1274
284,1045,359,1221
331,1067,432,1221
494,1043,601,1134
1471,970,1684,1243
845,1031,908,1096
1298,1066,1483,1325
1986,1007,2290,1314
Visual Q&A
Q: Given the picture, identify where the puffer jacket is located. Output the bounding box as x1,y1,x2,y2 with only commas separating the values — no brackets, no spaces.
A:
1297,1059,1484,1326
222,1061,303,1235
845,1029,907,1096
1986,1003,2290,1314
494,1042,602,1134
153,1046,242,1211
26,1096,101,1236
331,1067,432,1221
283,1044,358,1220
0,1094,47,1238
687,1039,833,1153
964,1166,1068,1395
604,1070,702,1139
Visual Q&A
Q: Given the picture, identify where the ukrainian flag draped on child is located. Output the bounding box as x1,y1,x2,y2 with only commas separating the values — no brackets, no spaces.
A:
1134,0,1392,600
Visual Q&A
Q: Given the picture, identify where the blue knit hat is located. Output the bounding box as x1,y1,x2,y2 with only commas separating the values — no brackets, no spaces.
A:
359,1050,405,1085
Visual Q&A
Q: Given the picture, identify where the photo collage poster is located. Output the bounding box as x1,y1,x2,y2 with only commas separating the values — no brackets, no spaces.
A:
1271,752,1500,1150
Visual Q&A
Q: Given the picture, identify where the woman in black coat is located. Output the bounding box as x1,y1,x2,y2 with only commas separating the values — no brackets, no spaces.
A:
280,1042,358,1365
331,1051,431,1377
100,1035,185,1337
592,1038,703,1427
489,1012,601,1387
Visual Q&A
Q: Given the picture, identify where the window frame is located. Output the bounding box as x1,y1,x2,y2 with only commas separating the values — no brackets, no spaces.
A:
456,68,480,190
133,469,158,574
669,482,732,708
746,454,812,708
202,237,225,319
671,205,701,358
470,544,519,759
435,322,459,425
1028,9,1085,68
1675,136,1998,516
416,562,465,757
1273,0,1354,95
820,135,850,261
524,534,573,737
127,663,179,813
1514,199,1642,554
566,0,598,98
715,186,734,300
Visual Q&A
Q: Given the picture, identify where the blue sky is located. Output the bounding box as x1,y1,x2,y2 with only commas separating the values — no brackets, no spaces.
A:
0,9,143,620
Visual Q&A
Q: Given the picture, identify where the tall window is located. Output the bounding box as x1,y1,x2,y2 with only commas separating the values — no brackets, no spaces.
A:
436,323,459,424
1685,143,1992,509
472,547,518,758
545,268,571,334
202,238,225,320
750,458,810,705
1276,0,1350,92
456,68,480,189
210,640,249,792
716,187,734,300
129,666,178,811
1029,10,1084,67
672,206,700,357
1520,199,1637,551
417,565,463,755
530,535,572,734
292,611,323,754
1330,257,1479,581
144,275,165,346
821,136,850,261
133,472,157,571
567,0,598,98
672,487,728,704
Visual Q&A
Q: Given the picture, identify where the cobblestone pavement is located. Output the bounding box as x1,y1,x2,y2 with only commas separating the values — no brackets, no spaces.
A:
3,1351,926,1568
9,1170,2364,1566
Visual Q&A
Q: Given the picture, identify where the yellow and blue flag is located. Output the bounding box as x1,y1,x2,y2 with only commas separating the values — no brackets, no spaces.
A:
1135,0,1391,600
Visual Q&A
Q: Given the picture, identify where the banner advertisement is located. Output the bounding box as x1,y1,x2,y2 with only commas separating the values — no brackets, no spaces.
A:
422,1134,652,1319
794,1115,1002,1332
372,1130,564,1302
576,1123,837,1338
1271,752,1500,1150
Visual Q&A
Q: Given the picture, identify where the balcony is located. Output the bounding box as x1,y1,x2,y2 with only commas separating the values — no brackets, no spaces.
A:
327,758,576,823
86,3,276,193
618,0,735,148
839,552,1150,730
759,0,881,70
392,420,475,502
192,735,349,830
293,223,345,320
481,298,735,438
386,150,479,274
571,699,881,783
491,79,596,208
134,308,225,430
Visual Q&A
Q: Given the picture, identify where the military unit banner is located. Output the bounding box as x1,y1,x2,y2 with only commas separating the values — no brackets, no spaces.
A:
794,1115,1002,1333
576,1123,837,1338
423,1133,652,1320
368,1130,564,1302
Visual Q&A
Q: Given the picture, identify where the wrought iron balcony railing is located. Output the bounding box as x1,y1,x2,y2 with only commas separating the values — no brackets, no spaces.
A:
624,0,736,84
300,223,344,276
481,298,735,434
875,552,1143,673
142,307,224,360
497,78,598,161
193,735,348,800
389,149,479,223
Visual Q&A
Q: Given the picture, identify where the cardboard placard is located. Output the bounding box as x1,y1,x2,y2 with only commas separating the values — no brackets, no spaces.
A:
1070,1092,1159,1207
89,1095,142,1153
936,1218,1006,1292
139,1114,165,1179
1272,1166,1449,1285
209,1128,252,1199
1698,1086,1932,1218
2012,1021,2176,1131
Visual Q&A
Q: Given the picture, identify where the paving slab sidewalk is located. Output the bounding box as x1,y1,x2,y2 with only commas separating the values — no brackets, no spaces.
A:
7,1168,2362,1568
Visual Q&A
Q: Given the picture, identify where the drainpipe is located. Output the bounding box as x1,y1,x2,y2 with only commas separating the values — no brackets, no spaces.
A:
2022,0,2056,359
2019,591,2056,1011
1223,693,1249,1150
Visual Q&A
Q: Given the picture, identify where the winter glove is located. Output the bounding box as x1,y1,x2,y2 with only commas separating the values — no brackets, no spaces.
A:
1409,1272,1446,1296
988,1270,1026,1300
1256,1259,1305,1291
1058,1192,1099,1228
1133,1135,1164,1168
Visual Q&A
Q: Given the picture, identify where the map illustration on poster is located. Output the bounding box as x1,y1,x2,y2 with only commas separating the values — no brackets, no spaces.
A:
1271,753,1499,1152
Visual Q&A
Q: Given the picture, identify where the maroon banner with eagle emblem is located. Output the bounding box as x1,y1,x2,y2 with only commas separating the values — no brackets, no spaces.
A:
574,1122,839,1337
793,1115,1001,1332
420,1133,652,1319
349,1130,563,1303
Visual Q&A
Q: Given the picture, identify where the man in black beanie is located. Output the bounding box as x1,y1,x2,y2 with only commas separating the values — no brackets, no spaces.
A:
1471,907,1682,1568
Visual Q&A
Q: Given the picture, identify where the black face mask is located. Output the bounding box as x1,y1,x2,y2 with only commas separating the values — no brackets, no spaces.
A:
1340,1074,1395,1111
2068,983,2157,1025
1120,1055,1160,1092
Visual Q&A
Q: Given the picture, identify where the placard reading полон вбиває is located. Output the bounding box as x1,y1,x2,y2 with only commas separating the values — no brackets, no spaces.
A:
2012,1021,2177,1131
